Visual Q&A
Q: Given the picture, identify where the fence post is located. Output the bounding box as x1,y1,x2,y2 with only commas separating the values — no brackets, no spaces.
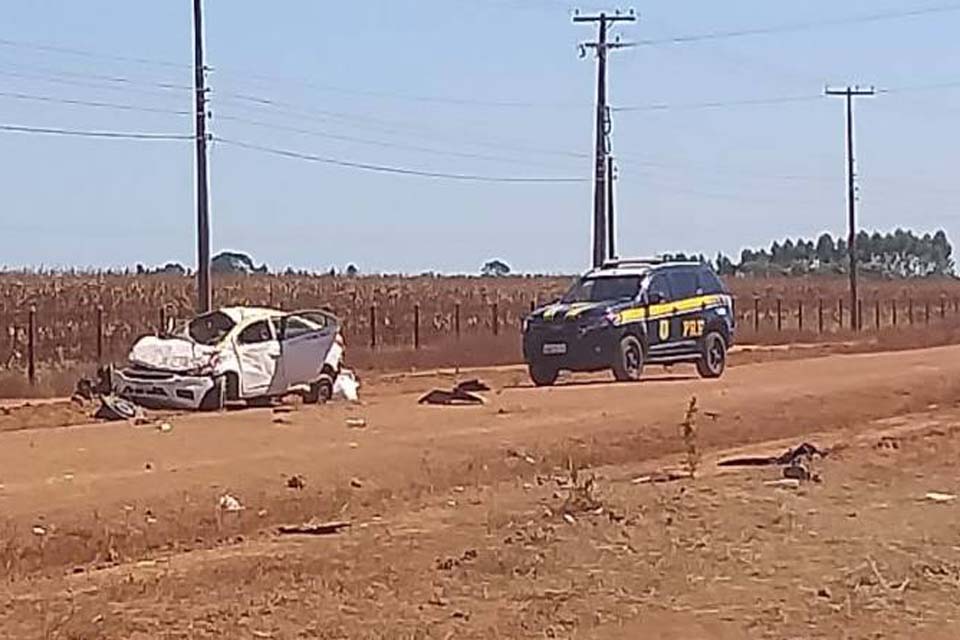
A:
529,300,535,313
776,298,782,332
27,306,36,387
159,305,166,335
837,298,843,331
941,297,946,321
96,305,104,365
818,298,824,334
413,303,420,350
857,300,863,332
369,304,377,349
455,302,461,340
892,300,898,327
492,302,499,337
925,301,930,325
908,299,914,325
753,297,760,333
875,299,880,331
797,300,803,332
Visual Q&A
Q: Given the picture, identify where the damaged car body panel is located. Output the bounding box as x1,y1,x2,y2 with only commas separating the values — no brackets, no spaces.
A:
113,306,344,410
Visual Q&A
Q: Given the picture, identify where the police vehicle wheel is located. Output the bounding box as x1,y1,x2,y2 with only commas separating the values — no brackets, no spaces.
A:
697,332,727,379
613,336,644,382
529,363,559,387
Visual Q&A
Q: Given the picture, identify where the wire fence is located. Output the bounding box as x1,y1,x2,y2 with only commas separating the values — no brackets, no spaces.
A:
4,293,960,386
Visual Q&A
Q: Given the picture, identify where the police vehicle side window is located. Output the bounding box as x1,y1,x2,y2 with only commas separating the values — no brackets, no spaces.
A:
646,273,672,303
697,268,726,294
666,269,700,299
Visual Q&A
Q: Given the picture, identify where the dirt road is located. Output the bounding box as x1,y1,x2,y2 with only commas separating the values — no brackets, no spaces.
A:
2,346,960,637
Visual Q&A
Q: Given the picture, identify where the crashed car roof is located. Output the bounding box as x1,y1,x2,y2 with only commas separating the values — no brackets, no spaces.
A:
216,306,285,323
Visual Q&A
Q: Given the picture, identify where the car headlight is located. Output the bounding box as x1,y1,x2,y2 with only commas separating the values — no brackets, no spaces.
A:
579,312,618,334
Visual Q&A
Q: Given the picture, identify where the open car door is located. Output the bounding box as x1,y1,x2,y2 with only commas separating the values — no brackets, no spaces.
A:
277,310,339,387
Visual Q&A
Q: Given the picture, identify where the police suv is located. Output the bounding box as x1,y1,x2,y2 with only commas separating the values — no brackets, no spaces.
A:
522,258,734,386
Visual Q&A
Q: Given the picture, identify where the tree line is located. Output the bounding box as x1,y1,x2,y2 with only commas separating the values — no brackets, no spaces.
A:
699,229,953,278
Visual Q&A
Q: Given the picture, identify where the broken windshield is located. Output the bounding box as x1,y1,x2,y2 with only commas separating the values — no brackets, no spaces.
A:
188,311,235,346
562,276,641,304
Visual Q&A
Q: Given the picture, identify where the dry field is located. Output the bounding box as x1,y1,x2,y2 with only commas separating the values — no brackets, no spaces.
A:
2,272,960,396
2,346,960,637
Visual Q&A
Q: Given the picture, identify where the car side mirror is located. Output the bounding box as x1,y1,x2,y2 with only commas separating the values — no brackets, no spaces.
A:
647,292,665,305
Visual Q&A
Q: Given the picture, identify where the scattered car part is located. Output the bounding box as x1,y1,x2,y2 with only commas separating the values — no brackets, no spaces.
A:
277,520,350,536
94,395,144,422
418,380,489,406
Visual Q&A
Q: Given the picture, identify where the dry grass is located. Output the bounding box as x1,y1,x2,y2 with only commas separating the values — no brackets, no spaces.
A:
2,273,960,396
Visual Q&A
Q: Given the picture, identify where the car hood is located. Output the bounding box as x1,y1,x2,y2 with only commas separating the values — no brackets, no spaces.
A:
531,301,619,322
128,335,221,373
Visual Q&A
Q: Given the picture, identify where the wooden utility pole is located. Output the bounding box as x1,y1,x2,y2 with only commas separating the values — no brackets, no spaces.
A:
825,85,874,330
607,155,616,259
193,0,212,313
575,10,635,268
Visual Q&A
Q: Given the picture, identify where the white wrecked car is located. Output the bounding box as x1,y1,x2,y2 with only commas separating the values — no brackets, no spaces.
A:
112,307,343,410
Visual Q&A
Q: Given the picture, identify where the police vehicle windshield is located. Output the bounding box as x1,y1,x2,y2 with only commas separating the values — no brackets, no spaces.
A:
562,275,641,304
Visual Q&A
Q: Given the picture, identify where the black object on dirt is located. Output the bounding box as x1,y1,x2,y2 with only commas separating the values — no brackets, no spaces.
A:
278,520,350,536
717,442,826,468
418,380,489,406
95,395,144,422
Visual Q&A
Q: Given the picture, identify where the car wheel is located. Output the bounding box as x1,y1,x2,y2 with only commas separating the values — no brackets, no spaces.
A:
696,332,727,379
529,363,559,387
304,374,334,404
612,335,644,382
199,377,225,411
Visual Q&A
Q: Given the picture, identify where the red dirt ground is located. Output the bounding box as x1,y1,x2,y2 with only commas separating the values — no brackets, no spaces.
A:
2,346,960,638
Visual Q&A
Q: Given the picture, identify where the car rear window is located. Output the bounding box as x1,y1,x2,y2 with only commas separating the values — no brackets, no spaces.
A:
697,268,727,294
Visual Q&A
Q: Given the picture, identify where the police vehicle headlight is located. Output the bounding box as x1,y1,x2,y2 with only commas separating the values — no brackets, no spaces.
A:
580,312,618,333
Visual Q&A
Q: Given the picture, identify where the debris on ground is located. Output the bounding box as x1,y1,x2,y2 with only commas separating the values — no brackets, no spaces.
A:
31,525,46,537
436,549,478,571
286,474,306,490
924,492,957,503
506,448,537,465
158,422,173,433
717,442,827,468
94,395,145,422
719,442,826,484
631,470,694,484
345,417,367,429
277,520,350,536
350,477,363,488
418,380,489,406
333,369,361,403
218,493,244,512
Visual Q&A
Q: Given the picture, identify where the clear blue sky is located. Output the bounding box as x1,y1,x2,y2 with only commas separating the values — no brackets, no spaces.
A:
1,1,958,274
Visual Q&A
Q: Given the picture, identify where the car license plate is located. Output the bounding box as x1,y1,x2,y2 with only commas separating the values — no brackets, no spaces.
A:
542,343,567,355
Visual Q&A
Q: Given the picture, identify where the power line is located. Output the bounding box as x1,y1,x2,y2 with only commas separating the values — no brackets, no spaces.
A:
0,90,192,115
631,3,960,46
214,136,588,183
614,94,824,112
215,113,575,169
0,65,192,91
0,123,193,140
0,37,187,69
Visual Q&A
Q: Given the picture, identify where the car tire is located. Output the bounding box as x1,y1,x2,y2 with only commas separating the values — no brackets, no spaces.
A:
304,374,334,404
612,335,644,382
696,331,727,379
529,363,559,387
199,377,226,411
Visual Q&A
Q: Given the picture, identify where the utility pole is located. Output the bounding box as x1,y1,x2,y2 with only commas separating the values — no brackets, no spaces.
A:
607,155,616,259
575,9,635,268
825,85,874,330
193,0,212,313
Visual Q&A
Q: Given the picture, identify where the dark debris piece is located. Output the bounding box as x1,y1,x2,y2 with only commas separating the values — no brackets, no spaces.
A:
717,442,827,468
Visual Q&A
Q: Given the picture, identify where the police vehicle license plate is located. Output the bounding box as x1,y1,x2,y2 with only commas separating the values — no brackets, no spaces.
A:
542,343,567,355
